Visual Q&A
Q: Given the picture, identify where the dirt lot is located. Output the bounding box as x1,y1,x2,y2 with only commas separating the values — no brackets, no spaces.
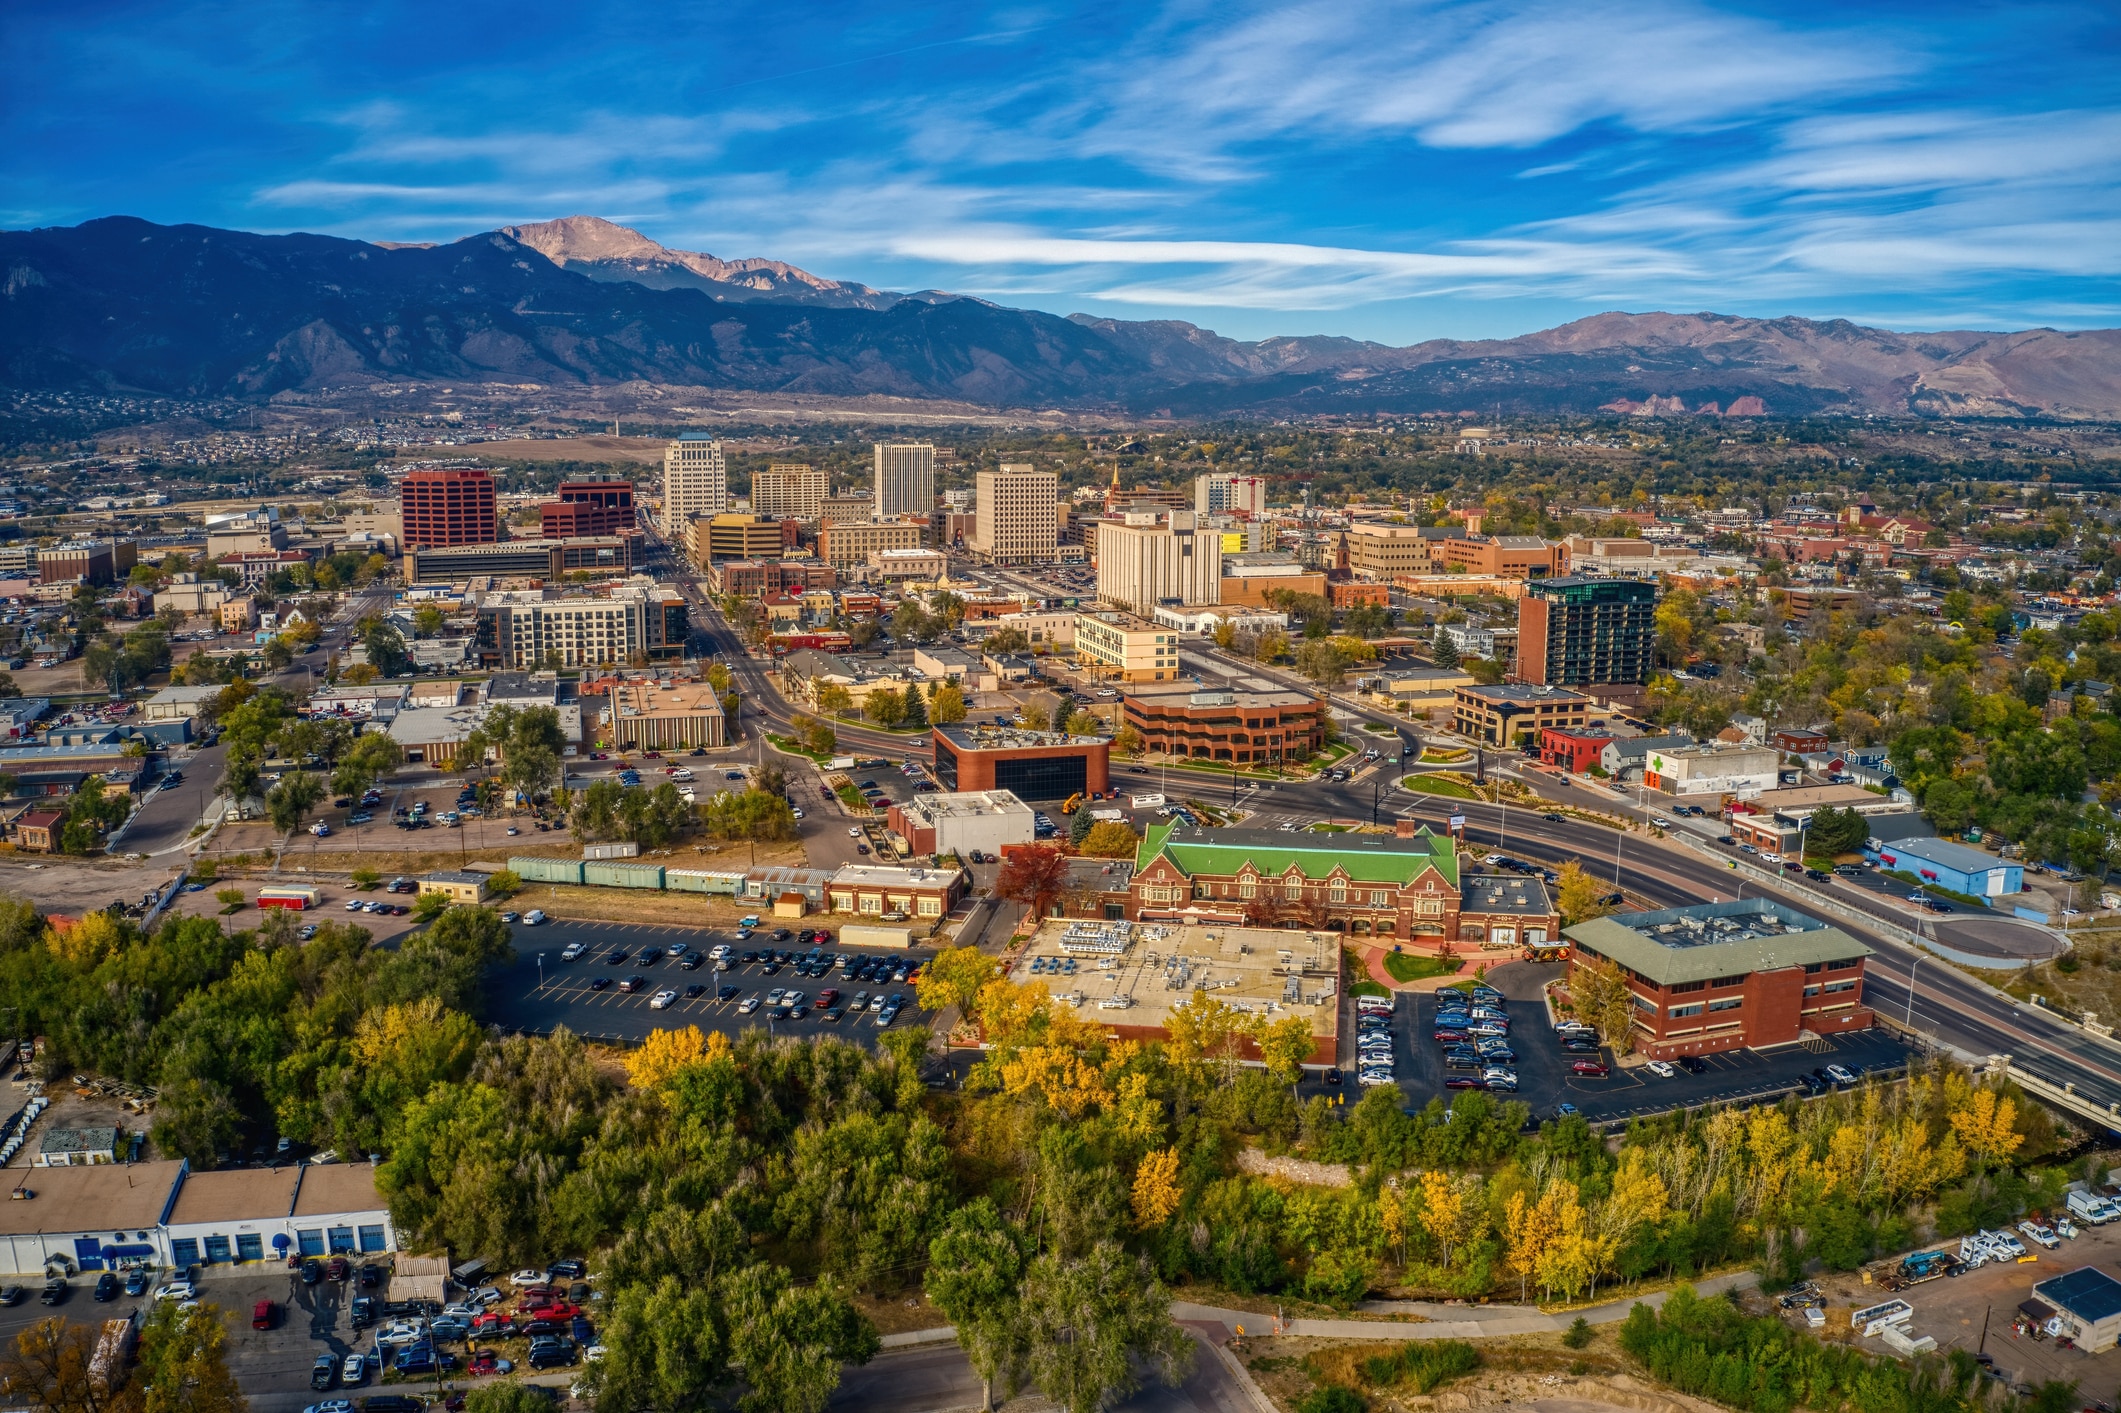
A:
0,1087,148,1169
1788,1215,2121,1394
1241,1325,1703,1413
0,856,183,917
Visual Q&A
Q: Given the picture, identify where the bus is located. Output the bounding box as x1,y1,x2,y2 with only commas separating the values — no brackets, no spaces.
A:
256,887,322,911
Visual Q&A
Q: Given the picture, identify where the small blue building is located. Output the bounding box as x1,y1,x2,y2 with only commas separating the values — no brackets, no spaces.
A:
1867,835,2022,898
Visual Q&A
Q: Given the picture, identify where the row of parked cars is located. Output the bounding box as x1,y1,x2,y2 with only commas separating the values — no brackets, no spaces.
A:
1355,994,1396,1087
1434,984,1521,1092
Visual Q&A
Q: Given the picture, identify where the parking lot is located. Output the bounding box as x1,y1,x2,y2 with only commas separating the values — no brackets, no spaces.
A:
1373,960,1916,1124
487,918,934,1047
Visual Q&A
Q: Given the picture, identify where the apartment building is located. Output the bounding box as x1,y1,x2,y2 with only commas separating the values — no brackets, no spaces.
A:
970,464,1059,564
1095,509,1222,614
817,517,925,568
474,583,687,669
540,481,636,538
1516,577,1657,693
662,433,729,533
1565,899,1874,1060
688,514,789,564
710,559,838,597
752,463,827,520
1075,611,1183,683
1195,473,1268,515
873,442,936,519
401,468,499,548
1122,687,1323,765
39,540,134,587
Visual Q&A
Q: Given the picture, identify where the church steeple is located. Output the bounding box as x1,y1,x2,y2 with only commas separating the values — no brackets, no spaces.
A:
1104,460,1122,512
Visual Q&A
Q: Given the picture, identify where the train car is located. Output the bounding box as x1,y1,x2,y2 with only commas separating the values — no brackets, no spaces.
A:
256,887,322,911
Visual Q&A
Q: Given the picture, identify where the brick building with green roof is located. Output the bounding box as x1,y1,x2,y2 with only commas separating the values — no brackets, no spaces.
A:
1129,821,1556,944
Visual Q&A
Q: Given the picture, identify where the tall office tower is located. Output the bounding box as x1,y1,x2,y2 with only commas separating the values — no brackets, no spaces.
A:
1516,576,1658,691
873,442,936,519
751,463,826,520
661,433,729,533
970,464,1059,564
1195,472,1268,515
400,468,499,548
1095,509,1222,615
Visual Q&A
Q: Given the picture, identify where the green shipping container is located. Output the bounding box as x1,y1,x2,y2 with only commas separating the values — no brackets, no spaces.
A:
666,869,746,895
584,861,666,890
510,857,585,885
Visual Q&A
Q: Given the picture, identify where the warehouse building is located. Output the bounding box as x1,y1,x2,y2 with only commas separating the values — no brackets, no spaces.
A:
2032,1267,2121,1353
1865,835,2023,898
1564,899,1874,1059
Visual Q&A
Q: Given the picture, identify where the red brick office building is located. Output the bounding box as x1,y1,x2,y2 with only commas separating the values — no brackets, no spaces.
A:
401,468,499,548
1539,726,1614,773
1121,688,1324,767
541,481,636,538
1564,899,1873,1060
932,724,1109,801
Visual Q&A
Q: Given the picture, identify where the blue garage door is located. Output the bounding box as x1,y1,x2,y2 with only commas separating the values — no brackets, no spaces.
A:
71,1238,103,1272
202,1236,231,1265
358,1226,387,1253
236,1234,263,1263
170,1239,200,1268
328,1227,356,1254
296,1229,325,1257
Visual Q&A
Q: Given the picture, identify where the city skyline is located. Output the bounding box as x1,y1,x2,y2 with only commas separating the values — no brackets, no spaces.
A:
4,0,2119,344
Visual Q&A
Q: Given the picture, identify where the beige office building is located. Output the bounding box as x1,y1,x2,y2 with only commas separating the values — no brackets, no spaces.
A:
874,442,936,519
1075,611,1184,684
818,517,926,568
1345,522,1438,578
752,463,826,521
661,435,729,533
970,464,1058,565
1095,509,1222,615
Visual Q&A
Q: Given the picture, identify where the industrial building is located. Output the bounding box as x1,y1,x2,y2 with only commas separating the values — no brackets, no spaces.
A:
1865,835,2024,898
1564,899,1874,1059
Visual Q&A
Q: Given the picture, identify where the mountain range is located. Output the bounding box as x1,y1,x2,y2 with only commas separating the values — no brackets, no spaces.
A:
4,214,2120,419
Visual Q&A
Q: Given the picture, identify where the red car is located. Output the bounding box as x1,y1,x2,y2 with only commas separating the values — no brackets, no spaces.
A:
517,1285,556,1304
468,1349,507,1377
252,1299,276,1330
1570,1060,1610,1077
816,989,840,1007
526,1302,579,1322
471,1310,515,1332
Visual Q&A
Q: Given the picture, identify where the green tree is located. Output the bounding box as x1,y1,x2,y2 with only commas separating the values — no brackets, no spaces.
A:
725,1264,880,1413
1805,806,1871,856
265,771,324,833
1019,1243,1191,1413
927,1199,1032,1411
931,683,968,724
412,604,445,639
1068,805,1097,846
984,626,1030,655
464,1381,556,1413
866,688,908,729
134,1297,246,1412
901,685,929,730
590,1274,730,1413
1064,710,1103,737
358,615,411,677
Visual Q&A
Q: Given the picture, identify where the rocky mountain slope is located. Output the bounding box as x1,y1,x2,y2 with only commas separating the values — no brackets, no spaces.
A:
3,215,2118,417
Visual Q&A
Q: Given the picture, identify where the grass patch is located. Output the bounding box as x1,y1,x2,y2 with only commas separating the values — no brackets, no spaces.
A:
1362,722,1397,734
1301,1341,1481,1403
1384,952,1463,982
1309,823,1350,833
1419,747,1471,764
1400,774,1479,800
766,733,834,763
1350,979,1390,998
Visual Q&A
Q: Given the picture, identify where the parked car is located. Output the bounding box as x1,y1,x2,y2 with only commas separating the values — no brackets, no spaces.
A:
93,1272,117,1301
1644,1060,1677,1078
311,1354,339,1390
1569,1059,1610,1077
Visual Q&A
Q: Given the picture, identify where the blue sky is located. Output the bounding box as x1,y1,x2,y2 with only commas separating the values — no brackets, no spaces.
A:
6,0,2120,344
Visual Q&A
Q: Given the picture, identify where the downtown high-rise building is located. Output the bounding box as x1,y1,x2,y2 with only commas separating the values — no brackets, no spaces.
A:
401,467,499,548
1515,576,1658,694
751,463,826,520
1195,472,1268,515
873,442,936,519
661,434,729,534
1095,508,1222,615
970,463,1058,565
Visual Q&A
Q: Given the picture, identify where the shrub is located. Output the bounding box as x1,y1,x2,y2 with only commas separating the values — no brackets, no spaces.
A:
1357,1340,1480,1392
1296,1389,1366,1413
1563,1316,1593,1349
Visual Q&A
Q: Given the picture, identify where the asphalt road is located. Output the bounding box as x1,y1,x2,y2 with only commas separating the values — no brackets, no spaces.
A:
113,741,228,857
828,1325,1259,1413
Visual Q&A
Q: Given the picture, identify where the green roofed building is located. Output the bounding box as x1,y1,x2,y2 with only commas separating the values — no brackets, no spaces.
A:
1128,821,1558,945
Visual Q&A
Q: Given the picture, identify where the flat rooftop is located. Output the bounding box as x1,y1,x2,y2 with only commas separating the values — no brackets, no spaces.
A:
936,724,1102,751
829,864,962,888
612,682,726,719
168,1166,300,1226
0,1161,183,1237
899,790,1032,821
1566,899,1872,986
292,1162,387,1218
1461,875,1555,915
1009,918,1337,1044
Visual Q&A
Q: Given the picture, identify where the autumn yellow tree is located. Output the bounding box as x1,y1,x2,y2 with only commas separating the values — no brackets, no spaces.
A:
1379,1184,1409,1268
1555,861,1616,926
1565,954,1637,1055
1078,821,1140,858
999,1046,1111,1118
625,1026,731,1089
1256,1013,1316,1097
1418,1169,1465,1266
1502,1186,1562,1302
44,912,127,969
1131,1147,1182,1229
1950,1086,2025,1168
1165,991,1257,1082
916,947,1001,1019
